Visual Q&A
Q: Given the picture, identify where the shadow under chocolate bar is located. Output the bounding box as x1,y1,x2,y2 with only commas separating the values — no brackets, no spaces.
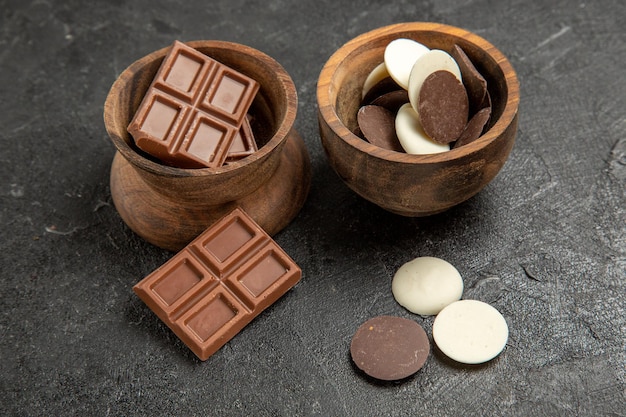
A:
127,40,259,169
133,208,301,360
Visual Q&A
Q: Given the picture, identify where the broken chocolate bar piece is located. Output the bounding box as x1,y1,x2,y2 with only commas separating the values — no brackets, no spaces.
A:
133,207,301,361
226,116,257,162
127,41,259,168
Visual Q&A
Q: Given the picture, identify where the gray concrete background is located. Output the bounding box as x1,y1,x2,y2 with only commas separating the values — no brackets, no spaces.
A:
1,0,624,415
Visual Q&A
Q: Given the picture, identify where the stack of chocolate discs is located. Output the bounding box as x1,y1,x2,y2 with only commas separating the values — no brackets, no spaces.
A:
357,39,492,155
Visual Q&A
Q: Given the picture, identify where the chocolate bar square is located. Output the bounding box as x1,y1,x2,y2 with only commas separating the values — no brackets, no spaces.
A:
127,41,259,169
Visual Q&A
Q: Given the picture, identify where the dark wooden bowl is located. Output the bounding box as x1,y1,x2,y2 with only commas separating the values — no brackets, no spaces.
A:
104,41,310,251
317,23,519,216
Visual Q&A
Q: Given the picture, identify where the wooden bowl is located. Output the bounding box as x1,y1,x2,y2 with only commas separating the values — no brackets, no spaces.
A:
317,23,519,216
104,41,311,251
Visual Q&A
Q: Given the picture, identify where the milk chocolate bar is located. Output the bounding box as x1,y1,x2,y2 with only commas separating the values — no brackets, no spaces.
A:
127,41,259,168
226,115,257,162
133,208,301,360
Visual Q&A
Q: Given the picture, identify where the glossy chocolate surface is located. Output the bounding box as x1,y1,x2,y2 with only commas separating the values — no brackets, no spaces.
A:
133,208,301,360
357,105,404,152
127,41,259,168
226,116,258,161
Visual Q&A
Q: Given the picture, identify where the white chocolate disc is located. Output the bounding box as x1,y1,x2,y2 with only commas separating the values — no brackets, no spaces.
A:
395,104,450,154
391,256,463,316
408,49,462,113
384,38,429,90
362,62,390,99
433,300,509,364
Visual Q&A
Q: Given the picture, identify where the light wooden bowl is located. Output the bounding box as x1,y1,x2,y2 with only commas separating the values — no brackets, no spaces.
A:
104,41,310,251
317,23,519,216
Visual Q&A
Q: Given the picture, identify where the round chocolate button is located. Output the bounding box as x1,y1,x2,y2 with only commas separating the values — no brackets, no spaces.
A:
384,38,429,89
357,105,404,152
454,106,491,149
418,70,469,144
395,103,450,155
350,315,429,381
433,300,509,364
392,256,463,316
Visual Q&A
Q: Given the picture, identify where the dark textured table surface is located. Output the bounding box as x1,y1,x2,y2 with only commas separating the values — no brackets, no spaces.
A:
2,0,625,415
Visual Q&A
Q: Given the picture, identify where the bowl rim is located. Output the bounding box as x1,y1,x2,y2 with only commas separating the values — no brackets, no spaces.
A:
104,40,297,177
317,22,519,165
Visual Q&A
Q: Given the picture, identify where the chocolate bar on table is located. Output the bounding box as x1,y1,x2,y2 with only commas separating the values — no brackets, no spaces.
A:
133,208,301,360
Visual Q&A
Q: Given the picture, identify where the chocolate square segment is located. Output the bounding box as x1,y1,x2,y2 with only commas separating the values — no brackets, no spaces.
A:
127,41,259,169
239,247,290,297
163,50,205,95
151,257,204,306
141,96,181,141
222,242,295,311
183,291,238,342
179,112,236,165
203,67,256,123
133,208,301,361
132,91,188,161
135,250,218,319
202,215,259,262
226,116,257,162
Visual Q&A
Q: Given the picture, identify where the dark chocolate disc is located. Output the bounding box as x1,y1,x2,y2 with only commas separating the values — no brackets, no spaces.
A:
418,70,469,144
451,44,488,116
370,89,409,113
362,76,402,105
350,315,429,381
454,106,491,148
357,105,404,152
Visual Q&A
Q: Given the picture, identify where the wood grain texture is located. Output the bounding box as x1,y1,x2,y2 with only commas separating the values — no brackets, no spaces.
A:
104,41,310,250
110,129,310,251
317,22,520,216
